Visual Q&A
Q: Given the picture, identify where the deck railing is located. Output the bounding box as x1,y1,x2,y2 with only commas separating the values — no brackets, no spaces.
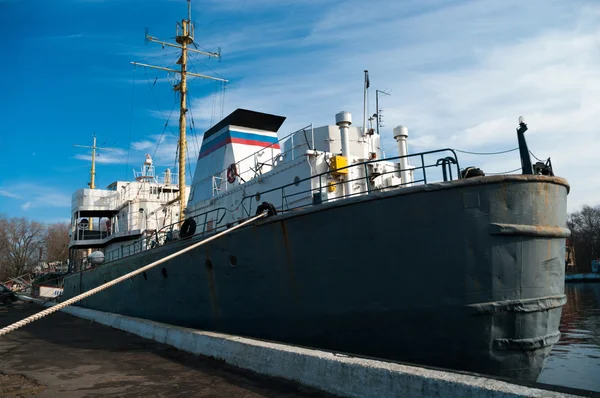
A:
78,149,460,269
101,206,229,264
237,148,461,216
210,125,315,197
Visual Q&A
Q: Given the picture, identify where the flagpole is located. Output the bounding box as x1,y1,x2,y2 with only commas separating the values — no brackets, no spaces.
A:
363,70,369,137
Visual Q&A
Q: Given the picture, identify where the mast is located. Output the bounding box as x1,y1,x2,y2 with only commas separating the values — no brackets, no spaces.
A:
177,17,191,224
132,0,227,223
91,135,97,189
363,70,369,136
73,135,118,245
74,134,118,190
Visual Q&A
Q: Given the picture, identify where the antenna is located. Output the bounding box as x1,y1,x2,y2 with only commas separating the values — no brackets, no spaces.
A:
363,70,369,136
73,134,120,190
375,89,391,135
131,0,227,223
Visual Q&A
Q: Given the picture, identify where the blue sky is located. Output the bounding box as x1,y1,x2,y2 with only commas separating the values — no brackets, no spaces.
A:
0,0,598,223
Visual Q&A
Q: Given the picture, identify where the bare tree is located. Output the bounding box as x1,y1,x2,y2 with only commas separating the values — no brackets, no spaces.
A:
0,216,45,278
44,222,70,262
0,214,8,280
568,205,600,273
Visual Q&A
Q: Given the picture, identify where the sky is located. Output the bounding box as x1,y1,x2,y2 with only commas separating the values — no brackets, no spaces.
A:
0,0,598,223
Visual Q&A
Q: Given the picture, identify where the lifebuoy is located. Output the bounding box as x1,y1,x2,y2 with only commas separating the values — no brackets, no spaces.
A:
227,163,237,184
180,218,196,238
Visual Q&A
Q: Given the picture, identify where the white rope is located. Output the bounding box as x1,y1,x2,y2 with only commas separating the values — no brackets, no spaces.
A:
0,212,268,337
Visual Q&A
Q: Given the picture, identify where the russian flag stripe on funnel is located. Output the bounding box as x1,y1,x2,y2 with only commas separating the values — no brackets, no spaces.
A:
199,130,280,159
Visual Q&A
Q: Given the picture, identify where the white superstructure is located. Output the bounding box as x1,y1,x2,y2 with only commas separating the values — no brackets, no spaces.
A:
68,155,190,265
185,108,414,229
68,108,427,269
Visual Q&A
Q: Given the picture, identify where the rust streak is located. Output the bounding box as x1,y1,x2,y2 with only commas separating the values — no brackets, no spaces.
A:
280,220,297,287
205,245,221,318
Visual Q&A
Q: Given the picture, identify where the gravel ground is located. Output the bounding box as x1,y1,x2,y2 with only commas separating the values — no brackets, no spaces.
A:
0,302,336,398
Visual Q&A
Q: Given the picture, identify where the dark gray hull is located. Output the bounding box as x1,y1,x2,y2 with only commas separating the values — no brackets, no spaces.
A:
62,175,570,381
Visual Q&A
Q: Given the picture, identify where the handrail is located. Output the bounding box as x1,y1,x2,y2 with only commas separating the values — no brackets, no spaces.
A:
225,124,314,173
100,206,230,266
75,149,460,269
236,148,460,215
0,212,269,337
205,124,315,196
154,206,228,238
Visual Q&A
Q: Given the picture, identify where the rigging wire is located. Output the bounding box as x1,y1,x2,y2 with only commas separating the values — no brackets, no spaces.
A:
187,96,200,158
125,66,137,180
173,141,179,182
185,142,193,185
454,148,518,155
152,97,178,160
0,213,268,338
220,81,226,120
187,60,217,129
143,58,180,138
192,43,218,58
187,104,197,158
182,69,199,156
133,49,183,171
210,81,218,128
188,52,227,80
486,167,522,175
138,47,227,179
187,52,227,122
529,150,544,161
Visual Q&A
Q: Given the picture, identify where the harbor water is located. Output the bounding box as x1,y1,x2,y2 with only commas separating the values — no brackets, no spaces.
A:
537,282,600,392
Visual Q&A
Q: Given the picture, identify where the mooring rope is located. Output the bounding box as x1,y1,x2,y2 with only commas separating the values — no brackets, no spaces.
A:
0,212,268,337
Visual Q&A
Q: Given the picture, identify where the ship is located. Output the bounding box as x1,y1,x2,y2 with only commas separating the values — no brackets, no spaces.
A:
61,0,570,381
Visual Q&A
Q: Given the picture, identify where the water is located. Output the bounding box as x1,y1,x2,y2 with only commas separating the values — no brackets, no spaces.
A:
537,282,600,393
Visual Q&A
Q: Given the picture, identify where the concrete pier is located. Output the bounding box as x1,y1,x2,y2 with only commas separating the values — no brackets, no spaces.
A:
0,301,334,397
5,298,589,398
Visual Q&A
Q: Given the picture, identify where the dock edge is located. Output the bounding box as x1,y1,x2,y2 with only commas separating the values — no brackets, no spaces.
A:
25,298,584,398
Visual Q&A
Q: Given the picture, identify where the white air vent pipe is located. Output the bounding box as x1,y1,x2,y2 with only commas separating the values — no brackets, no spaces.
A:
335,111,353,196
335,111,352,158
393,125,412,185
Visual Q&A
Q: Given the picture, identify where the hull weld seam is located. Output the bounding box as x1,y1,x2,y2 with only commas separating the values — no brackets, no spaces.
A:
489,223,570,238
466,294,567,315
493,331,561,351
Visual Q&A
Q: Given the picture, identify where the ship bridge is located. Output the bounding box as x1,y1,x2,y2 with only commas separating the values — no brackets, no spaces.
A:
69,156,188,250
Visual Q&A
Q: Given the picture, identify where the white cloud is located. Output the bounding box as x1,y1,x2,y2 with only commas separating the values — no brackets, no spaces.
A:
74,148,128,165
132,134,175,163
178,0,599,212
0,190,22,199
24,34,83,41
129,134,198,184
0,184,71,210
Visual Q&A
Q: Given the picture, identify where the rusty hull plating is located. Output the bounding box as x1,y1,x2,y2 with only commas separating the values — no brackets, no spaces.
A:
61,174,569,381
